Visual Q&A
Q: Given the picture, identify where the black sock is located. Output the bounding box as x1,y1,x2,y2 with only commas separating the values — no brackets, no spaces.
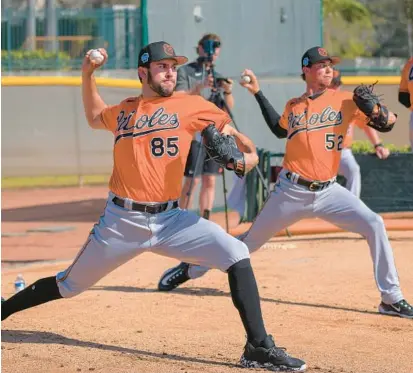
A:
202,209,210,220
1,276,63,321
227,258,268,347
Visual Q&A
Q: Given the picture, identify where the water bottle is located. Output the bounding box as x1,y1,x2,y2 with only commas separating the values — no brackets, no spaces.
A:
14,274,26,293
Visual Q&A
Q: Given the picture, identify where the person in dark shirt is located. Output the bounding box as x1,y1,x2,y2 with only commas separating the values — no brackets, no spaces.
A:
177,33,234,220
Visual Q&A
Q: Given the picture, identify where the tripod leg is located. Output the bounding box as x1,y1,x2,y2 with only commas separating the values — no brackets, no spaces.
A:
221,170,229,233
254,164,269,193
185,139,205,210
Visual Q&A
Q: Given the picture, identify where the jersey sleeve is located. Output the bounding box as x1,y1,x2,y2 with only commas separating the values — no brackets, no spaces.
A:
351,112,369,129
100,104,122,132
349,105,370,128
399,60,411,92
340,91,369,128
278,100,293,130
188,97,232,133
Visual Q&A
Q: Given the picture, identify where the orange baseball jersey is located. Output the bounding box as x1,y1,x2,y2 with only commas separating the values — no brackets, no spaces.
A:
342,116,369,149
399,57,413,109
100,92,231,202
279,89,369,181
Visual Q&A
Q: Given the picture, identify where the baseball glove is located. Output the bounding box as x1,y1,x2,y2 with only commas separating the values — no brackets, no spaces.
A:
202,124,245,178
353,84,394,132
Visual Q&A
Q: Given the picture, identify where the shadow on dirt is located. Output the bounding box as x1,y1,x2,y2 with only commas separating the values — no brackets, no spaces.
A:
90,285,381,316
1,329,238,368
1,199,106,222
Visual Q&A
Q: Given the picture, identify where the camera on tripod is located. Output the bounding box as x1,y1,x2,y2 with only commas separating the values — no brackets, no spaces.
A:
201,39,221,62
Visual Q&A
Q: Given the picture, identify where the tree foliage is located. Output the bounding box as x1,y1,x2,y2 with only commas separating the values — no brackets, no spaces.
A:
323,0,376,58
324,0,370,22
325,0,413,57
361,0,410,57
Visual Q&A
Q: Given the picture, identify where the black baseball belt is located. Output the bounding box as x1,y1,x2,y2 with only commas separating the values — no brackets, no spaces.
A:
285,172,335,192
112,197,179,214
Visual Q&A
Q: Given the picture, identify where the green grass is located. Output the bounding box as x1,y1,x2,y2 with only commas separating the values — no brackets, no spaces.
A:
351,140,412,153
1,174,110,189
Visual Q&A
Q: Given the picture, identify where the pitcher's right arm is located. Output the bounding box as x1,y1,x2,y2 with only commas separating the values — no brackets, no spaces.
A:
239,69,287,138
81,48,109,129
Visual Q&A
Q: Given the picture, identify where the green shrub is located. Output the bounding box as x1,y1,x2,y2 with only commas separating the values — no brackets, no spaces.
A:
1,50,71,71
351,140,412,154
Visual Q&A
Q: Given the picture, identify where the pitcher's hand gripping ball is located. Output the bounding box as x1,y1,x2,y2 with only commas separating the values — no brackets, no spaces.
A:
353,84,394,132
89,49,104,64
202,125,245,178
241,75,252,84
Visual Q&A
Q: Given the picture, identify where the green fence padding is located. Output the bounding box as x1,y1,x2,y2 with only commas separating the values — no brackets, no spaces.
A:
355,153,413,213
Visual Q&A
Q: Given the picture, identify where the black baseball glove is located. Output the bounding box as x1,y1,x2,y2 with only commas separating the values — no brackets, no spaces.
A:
353,84,395,132
202,124,245,178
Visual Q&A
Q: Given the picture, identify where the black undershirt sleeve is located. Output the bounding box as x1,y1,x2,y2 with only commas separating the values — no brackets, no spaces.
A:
254,90,287,138
398,91,411,109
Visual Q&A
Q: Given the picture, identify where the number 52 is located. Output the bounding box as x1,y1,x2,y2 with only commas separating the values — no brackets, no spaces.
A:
325,133,343,151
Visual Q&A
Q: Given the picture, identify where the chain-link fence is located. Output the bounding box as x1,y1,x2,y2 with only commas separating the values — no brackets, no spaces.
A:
1,6,142,72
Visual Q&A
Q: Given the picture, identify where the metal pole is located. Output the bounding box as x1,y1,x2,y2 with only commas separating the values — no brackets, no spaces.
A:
27,0,36,51
45,0,58,53
222,170,229,233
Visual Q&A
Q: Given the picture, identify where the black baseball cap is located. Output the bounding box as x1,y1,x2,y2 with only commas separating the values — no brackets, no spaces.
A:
138,41,188,68
301,46,340,68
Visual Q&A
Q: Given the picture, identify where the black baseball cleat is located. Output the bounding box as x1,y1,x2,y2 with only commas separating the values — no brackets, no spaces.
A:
158,262,190,291
378,299,413,319
240,335,306,372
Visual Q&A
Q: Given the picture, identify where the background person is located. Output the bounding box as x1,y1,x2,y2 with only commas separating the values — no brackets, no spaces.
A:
178,33,234,219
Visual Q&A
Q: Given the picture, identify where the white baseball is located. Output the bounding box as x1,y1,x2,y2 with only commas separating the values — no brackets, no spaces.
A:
89,49,104,64
241,75,252,84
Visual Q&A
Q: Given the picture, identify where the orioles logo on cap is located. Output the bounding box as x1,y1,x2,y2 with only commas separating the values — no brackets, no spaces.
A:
141,52,149,63
318,48,328,56
163,44,174,56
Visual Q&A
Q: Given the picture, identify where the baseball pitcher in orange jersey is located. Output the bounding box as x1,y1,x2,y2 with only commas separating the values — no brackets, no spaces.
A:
160,47,413,319
398,57,413,148
213,71,391,220
1,41,307,371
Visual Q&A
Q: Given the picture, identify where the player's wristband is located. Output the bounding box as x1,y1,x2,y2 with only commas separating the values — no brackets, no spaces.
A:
374,143,383,149
223,91,232,95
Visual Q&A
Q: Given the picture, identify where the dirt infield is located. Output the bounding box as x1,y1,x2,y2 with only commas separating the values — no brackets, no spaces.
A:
2,186,413,373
